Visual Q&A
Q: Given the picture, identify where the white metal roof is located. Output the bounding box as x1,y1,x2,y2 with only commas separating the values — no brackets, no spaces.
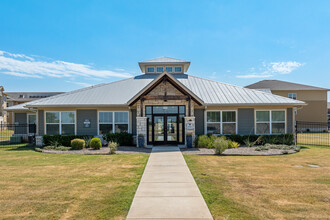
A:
139,57,190,63
15,74,305,109
138,57,191,73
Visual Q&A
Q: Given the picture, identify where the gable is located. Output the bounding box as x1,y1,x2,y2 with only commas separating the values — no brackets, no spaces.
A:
127,72,204,106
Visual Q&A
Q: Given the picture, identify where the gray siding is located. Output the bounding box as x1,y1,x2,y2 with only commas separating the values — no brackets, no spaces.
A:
238,108,255,135
131,109,137,135
14,113,27,134
77,109,97,135
195,109,204,135
287,108,293,133
38,110,44,135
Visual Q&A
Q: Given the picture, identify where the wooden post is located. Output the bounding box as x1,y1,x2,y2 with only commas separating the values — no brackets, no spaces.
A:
188,96,191,117
140,99,143,117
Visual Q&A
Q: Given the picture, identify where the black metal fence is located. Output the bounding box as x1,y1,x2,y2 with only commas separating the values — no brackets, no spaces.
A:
295,121,330,147
0,123,36,147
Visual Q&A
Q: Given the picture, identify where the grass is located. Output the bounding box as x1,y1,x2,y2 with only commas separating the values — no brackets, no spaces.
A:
297,133,330,146
0,144,148,219
185,145,330,220
0,129,14,141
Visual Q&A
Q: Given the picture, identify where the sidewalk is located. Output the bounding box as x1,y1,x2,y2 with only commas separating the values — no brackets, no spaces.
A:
127,146,213,219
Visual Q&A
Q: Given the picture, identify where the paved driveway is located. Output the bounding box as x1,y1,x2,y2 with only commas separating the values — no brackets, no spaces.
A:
127,146,213,219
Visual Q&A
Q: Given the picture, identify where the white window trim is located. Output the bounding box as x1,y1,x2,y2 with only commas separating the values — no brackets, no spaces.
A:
174,66,182,73
254,109,286,135
44,111,77,135
27,113,37,134
204,110,238,135
97,111,130,135
146,66,155,73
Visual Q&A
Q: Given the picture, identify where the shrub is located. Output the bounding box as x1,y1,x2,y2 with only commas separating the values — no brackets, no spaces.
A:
228,140,240,149
71,138,85,150
103,132,133,146
43,134,93,147
225,134,294,145
84,137,92,148
244,135,263,147
90,138,102,149
108,141,118,154
43,145,71,151
207,135,218,149
214,137,229,155
255,146,262,151
35,147,43,152
197,135,212,148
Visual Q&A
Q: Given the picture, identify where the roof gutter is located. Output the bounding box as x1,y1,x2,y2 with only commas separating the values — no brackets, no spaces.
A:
25,104,129,108
205,102,307,106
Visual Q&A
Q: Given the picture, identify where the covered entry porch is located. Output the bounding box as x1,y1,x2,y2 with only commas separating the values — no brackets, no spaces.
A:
128,72,204,147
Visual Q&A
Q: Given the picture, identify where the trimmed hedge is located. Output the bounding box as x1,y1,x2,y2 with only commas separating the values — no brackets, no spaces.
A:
43,134,93,147
90,138,102,149
103,132,134,146
224,134,294,145
195,133,294,148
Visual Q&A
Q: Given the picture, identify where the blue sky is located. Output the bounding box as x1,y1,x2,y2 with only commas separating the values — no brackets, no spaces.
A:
0,0,329,100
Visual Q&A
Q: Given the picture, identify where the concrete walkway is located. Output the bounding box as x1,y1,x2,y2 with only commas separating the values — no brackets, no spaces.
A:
127,146,213,220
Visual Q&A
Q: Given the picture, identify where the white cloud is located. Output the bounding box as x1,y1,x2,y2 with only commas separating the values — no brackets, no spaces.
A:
236,61,303,78
0,50,132,79
66,81,93,87
268,61,303,74
2,71,42,78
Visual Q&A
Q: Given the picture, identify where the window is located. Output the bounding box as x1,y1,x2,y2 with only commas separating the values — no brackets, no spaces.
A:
288,93,297,100
27,114,36,134
222,111,236,134
206,111,236,135
146,66,155,73
45,112,75,135
156,66,164,73
271,111,285,134
255,110,285,134
99,112,113,135
207,112,220,134
174,66,182,73
165,66,173,73
61,112,75,135
115,112,129,133
98,111,129,134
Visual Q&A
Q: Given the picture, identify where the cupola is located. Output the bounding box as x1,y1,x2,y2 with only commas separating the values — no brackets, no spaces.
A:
138,57,190,74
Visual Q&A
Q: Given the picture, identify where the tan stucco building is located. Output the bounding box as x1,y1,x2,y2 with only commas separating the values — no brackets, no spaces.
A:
246,80,329,123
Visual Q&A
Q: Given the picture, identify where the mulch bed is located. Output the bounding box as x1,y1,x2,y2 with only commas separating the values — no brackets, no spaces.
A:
181,147,297,156
40,146,297,156
41,146,152,155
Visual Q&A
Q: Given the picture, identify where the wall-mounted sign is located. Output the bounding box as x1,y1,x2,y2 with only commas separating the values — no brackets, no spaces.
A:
186,119,195,133
84,119,91,128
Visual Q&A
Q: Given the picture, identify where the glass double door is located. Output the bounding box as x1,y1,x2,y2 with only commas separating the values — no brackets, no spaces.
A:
153,114,178,145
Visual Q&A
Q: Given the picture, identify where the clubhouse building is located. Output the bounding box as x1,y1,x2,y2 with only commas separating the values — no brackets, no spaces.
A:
6,57,305,147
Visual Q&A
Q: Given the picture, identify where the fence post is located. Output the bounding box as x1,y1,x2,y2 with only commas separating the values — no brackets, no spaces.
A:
295,121,297,145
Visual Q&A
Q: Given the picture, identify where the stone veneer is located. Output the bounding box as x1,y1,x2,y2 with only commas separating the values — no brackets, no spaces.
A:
136,117,147,147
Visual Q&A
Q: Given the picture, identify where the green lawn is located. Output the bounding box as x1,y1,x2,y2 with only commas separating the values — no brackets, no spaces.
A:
0,144,148,219
185,146,330,220
297,133,330,146
0,130,14,142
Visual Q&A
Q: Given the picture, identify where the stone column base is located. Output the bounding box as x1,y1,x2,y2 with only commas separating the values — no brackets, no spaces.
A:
136,117,147,147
